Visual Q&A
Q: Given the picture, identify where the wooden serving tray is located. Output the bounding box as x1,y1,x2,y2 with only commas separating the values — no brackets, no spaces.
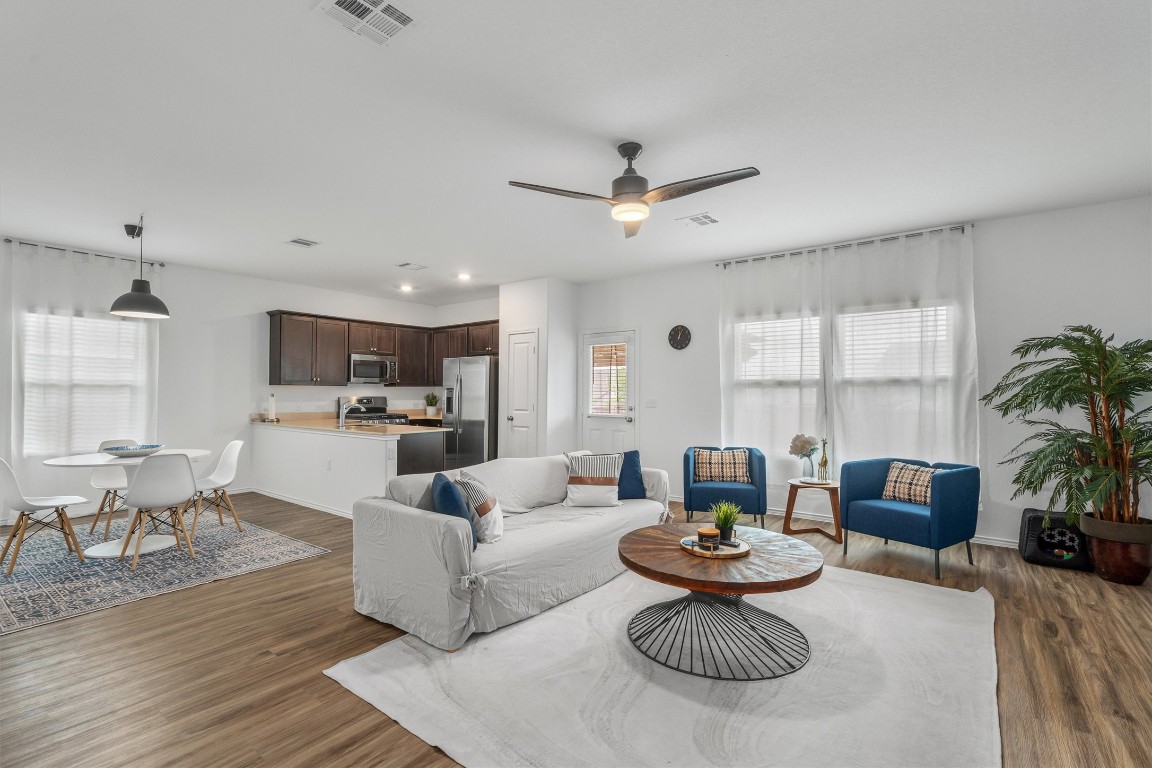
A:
679,537,751,559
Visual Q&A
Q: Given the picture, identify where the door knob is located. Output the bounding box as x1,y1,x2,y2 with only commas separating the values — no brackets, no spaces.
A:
625,417,634,423
507,415,514,421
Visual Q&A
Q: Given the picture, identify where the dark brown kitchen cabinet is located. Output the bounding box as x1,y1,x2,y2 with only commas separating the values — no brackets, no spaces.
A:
395,327,431,386
269,312,348,385
348,322,396,355
467,322,499,355
431,327,469,385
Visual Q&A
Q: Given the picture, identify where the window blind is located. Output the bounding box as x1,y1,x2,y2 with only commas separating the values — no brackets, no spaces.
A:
22,313,153,455
735,317,821,382
589,342,627,416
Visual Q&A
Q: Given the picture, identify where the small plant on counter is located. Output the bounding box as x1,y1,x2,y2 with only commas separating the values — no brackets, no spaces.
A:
424,392,440,407
709,500,743,539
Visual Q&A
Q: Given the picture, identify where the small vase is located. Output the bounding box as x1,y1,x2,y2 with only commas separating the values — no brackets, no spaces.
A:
803,455,815,480
426,406,438,416
718,525,734,543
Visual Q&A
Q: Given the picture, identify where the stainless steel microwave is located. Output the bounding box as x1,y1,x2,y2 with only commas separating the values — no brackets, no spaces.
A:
349,354,398,385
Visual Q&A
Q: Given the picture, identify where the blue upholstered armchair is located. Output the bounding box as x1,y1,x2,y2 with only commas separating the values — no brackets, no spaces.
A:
683,447,767,528
840,458,980,579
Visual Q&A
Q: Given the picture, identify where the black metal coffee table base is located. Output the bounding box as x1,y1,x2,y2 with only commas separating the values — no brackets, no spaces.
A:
626,591,810,681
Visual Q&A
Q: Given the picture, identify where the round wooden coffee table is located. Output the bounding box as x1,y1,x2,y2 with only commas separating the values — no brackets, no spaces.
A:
618,523,823,681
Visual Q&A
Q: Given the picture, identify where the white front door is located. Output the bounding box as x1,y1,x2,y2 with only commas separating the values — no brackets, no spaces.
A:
580,330,637,453
505,329,539,458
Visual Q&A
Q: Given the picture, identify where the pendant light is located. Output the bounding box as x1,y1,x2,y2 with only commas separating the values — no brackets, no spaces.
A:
110,213,170,319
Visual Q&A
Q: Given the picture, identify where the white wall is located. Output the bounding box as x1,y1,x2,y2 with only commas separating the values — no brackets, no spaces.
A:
498,277,579,456
973,195,1152,543
433,296,499,327
576,195,1152,545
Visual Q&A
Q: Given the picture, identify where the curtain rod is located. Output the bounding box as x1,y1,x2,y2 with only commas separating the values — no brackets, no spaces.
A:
715,223,972,269
3,236,166,269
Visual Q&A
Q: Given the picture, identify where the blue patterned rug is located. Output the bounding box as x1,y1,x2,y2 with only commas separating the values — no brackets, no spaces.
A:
0,517,328,634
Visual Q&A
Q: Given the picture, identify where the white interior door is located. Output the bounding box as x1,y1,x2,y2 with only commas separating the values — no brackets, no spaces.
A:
505,330,538,458
581,330,636,453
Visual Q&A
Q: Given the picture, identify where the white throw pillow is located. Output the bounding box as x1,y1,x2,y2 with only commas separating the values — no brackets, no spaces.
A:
455,471,504,543
564,453,624,507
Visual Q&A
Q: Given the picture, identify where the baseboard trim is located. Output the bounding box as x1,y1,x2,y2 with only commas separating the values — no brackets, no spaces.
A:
246,488,351,519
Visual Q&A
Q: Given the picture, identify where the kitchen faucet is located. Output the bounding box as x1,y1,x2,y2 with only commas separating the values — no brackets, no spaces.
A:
339,401,367,429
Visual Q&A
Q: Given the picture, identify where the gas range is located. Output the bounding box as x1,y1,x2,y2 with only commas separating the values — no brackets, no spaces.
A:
338,396,410,426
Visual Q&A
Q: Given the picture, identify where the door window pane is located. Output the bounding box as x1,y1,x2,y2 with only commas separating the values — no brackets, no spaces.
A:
589,343,627,416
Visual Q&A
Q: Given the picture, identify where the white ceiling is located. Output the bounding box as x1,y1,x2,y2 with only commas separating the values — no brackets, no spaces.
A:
1,1,1148,305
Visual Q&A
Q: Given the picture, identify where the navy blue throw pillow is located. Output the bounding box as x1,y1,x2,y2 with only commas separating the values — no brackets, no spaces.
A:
618,450,645,500
432,473,476,551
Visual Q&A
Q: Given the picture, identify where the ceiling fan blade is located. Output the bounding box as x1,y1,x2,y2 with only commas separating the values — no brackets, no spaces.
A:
508,181,614,204
623,220,642,238
641,167,760,205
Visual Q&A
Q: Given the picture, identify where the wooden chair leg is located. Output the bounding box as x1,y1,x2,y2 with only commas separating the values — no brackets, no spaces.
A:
56,509,74,552
6,515,30,576
1,515,22,565
213,491,225,526
221,490,243,532
173,505,196,560
130,512,150,570
103,494,119,540
90,491,110,534
120,511,143,561
190,492,203,539
58,509,85,564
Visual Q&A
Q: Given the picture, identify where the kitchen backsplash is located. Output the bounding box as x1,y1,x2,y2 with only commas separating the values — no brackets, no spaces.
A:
256,386,444,416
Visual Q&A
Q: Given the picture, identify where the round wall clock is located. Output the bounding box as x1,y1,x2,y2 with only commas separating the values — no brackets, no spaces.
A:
668,325,691,350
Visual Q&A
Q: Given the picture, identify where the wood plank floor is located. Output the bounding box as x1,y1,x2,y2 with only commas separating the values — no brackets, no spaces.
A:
2,493,1150,767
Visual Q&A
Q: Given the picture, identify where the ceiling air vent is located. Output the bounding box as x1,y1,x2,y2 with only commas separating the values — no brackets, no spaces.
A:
396,262,427,270
676,213,720,228
286,238,320,248
316,0,418,46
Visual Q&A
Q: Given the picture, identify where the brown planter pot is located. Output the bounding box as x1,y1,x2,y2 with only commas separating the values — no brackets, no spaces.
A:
1079,513,1152,586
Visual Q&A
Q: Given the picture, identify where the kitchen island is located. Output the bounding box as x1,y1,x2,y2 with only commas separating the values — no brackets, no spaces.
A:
251,418,449,517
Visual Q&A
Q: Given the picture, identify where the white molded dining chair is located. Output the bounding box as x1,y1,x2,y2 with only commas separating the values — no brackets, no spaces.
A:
120,453,197,571
89,439,136,540
191,440,244,539
1,458,87,575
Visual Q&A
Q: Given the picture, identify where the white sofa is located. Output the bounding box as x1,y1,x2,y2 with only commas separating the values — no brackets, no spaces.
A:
352,454,670,650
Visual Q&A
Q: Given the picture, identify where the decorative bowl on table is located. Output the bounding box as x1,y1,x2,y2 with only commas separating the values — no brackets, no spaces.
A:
102,444,164,458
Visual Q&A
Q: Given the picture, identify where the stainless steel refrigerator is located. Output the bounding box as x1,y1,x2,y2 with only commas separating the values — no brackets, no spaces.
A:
443,356,498,470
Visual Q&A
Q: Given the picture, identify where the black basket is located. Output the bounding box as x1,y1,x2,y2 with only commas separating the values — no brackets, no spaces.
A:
1018,508,1093,571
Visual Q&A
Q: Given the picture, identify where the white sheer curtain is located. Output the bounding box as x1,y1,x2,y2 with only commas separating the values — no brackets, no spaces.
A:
720,226,978,511
2,238,160,514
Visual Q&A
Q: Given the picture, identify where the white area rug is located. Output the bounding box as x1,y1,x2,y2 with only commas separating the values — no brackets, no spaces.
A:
326,568,1000,768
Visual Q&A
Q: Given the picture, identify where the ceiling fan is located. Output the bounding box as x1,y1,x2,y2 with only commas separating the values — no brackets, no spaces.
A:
509,142,759,238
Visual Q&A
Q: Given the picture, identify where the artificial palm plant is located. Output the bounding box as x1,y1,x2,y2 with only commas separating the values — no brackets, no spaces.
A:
981,325,1152,526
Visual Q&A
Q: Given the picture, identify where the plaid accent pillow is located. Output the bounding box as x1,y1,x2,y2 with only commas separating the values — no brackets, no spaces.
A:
882,461,939,505
564,453,624,507
455,471,503,543
694,448,751,484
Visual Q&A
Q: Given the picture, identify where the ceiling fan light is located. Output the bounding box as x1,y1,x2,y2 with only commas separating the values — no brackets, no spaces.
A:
611,202,649,222
110,279,171,318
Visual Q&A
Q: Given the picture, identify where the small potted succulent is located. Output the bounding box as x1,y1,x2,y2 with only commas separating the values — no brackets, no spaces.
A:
709,500,743,543
424,392,440,416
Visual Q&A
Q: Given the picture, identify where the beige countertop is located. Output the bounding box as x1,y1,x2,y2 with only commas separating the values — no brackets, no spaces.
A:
253,418,449,437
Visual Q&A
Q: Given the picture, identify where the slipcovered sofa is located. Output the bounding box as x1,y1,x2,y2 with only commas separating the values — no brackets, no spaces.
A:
352,454,670,650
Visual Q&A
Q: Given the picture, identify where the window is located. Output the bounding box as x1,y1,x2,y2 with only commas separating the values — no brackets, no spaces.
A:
736,316,821,382
839,306,952,381
22,313,155,456
588,342,627,416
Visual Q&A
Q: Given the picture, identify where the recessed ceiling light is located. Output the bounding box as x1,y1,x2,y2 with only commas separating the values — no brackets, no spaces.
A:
457,273,471,281
400,285,413,292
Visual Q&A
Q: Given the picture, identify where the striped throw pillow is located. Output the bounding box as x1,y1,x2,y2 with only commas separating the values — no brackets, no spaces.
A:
455,471,503,543
882,461,939,506
564,452,624,507
694,448,751,484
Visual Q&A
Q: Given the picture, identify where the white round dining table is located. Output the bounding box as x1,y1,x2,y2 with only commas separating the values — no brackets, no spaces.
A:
42,448,211,558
